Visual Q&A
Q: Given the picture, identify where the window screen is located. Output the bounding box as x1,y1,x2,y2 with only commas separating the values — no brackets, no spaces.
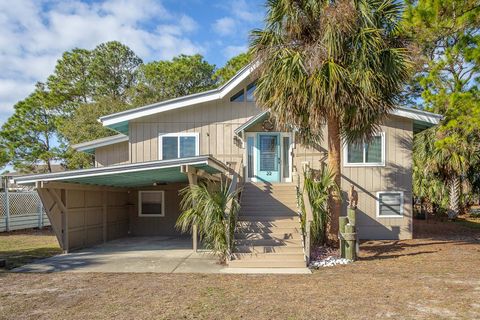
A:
282,136,290,178
161,134,198,160
346,134,384,165
180,136,196,158
247,136,254,178
162,137,178,160
378,192,403,217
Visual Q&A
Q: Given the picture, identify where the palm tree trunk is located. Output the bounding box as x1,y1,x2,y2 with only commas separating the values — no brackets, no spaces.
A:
448,175,461,220
326,114,341,247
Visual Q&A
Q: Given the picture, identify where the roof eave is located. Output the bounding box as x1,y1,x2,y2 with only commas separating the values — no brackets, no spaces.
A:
14,155,228,186
72,134,129,153
99,62,258,128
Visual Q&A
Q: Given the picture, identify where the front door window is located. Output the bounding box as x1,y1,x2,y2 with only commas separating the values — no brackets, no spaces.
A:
256,133,281,182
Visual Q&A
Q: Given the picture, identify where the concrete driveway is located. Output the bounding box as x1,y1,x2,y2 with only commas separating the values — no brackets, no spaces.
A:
13,237,226,273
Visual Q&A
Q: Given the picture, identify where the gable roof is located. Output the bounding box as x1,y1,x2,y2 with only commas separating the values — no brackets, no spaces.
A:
99,62,258,133
99,61,441,134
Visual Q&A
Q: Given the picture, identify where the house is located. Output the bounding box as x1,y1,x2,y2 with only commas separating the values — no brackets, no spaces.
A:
15,64,441,268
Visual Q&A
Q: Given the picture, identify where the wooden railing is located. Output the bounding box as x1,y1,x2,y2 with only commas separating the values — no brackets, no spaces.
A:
225,160,243,261
297,163,313,265
302,187,313,264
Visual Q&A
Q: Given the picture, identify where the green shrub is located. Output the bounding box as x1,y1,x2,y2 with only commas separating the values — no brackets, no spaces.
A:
176,179,240,262
301,167,339,245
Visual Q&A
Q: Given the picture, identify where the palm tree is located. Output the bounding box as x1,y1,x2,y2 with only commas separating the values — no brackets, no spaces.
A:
250,0,411,244
414,127,478,219
176,179,240,262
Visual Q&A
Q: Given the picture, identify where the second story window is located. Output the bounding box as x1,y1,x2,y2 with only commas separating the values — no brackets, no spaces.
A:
344,133,385,166
246,82,256,102
159,133,199,160
230,89,245,102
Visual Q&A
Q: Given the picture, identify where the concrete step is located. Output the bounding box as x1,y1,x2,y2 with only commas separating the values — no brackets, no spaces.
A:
228,259,306,268
232,252,305,261
234,232,302,240
235,226,301,234
234,245,304,254
235,238,303,247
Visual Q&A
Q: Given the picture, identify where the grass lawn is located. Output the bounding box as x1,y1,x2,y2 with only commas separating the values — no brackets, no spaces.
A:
0,228,62,270
0,220,479,319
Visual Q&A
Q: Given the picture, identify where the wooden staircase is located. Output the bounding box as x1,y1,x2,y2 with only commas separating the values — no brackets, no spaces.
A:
229,183,306,268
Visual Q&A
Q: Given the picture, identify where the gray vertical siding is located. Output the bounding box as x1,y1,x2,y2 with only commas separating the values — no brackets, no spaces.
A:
128,183,187,237
95,141,130,167
94,75,414,240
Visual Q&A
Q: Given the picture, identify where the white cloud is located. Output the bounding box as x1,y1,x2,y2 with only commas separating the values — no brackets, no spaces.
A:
213,17,236,36
211,0,264,57
223,45,248,59
232,0,264,23
0,0,204,121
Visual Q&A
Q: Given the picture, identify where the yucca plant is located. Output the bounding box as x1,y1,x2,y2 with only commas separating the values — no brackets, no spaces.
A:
301,166,339,245
176,179,240,262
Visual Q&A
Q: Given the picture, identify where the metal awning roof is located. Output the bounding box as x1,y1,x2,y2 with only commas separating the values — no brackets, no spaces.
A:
235,107,442,137
71,134,129,154
14,156,228,188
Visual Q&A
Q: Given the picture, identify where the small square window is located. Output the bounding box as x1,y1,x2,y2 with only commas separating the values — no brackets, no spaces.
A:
376,191,403,218
139,191,165,217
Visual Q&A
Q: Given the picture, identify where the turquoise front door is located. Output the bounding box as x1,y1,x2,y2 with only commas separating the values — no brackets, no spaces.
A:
256,133,281,182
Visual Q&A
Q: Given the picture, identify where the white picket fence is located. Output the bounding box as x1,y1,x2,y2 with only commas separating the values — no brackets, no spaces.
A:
0,191,50,232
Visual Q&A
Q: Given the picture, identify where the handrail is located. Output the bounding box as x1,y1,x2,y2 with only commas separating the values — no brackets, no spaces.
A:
298,163,313,266
303,187,313,265
225,159,243,261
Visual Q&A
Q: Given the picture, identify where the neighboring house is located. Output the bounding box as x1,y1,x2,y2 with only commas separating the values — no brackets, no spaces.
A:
15,64,441,268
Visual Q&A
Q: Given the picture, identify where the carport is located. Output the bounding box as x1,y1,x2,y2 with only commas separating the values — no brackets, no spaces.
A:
14,156,230,254
13,236,225,273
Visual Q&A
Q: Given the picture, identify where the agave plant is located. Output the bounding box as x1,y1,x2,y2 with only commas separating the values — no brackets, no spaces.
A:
302,166,339,245
176,179,240,262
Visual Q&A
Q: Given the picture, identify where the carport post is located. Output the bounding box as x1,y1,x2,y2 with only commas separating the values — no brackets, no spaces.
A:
184,166,199,252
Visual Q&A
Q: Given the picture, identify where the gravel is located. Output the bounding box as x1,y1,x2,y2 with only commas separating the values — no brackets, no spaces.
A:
309,256,352,268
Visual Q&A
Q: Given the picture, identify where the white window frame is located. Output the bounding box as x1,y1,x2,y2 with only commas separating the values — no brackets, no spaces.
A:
376,191,404,218
158,132,200,160
138,191,165,217
343,132,386,167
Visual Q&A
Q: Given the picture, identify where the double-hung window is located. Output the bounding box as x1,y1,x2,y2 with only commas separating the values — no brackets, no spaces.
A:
159,133,199,160
344,133,385,166
376,191,404,218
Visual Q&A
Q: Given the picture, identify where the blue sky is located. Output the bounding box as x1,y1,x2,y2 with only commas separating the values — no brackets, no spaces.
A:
0,0,266,125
